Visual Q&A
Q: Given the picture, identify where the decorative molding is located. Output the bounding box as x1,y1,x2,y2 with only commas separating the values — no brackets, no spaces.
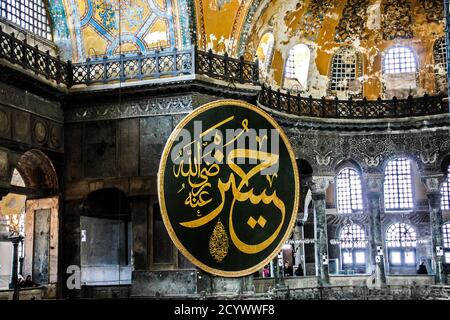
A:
286,126,450,175
65,95,194,122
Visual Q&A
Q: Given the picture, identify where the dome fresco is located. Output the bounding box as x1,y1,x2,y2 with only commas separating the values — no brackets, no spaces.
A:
49,0,192,62
46,0,445,97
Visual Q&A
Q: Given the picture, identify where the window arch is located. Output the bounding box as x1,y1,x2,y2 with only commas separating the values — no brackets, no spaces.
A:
433,37,447,93
336,168,363,214
340,224,367,249
441,165,450,210
256,32,275,80
384,158,413,211
386,223,417,248
382,46,418,98
444,223,450,263
0,0,52,39
386,222,417,266
283,44,310,91
339,224,367,273
328,46,362,98
383,46,417,74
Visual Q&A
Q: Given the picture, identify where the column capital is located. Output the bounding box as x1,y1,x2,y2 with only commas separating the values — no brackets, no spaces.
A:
421,173,445,195
308,176,333,199
363,173,384,196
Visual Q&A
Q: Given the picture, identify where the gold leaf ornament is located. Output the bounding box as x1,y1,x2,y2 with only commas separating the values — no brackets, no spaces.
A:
209,220,229,263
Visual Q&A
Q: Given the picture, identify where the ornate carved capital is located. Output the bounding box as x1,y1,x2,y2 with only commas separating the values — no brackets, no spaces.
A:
421,174,445,195
363,173,384,196
308,176,333,199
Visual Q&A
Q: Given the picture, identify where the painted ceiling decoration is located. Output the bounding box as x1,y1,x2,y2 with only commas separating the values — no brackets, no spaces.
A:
47,0,72,60
418,0,444,23
39,0,446,63
298,0,336,41
382,0,413,40
335,0,370,43
46,0,192,62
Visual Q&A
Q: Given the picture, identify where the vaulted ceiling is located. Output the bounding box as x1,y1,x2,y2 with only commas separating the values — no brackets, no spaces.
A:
46,0,445,66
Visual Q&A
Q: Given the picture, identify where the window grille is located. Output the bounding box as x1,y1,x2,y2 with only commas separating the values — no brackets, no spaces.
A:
384,158,413,210
336,168,363,214
0,0,52,39
441,165,450,210
383,46,417,74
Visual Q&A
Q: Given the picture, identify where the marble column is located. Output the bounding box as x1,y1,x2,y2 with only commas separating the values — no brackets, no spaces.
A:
422,175,447,285
273,255,285,288
364,173,387,287
9,233,24,300
293,221,305,271
308,176,332,286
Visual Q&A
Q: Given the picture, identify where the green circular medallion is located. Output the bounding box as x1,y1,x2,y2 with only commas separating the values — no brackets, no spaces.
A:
158,100,299,277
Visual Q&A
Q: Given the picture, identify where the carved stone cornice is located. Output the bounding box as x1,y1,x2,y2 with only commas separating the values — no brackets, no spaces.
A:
65,95,194,123
287,127,450,174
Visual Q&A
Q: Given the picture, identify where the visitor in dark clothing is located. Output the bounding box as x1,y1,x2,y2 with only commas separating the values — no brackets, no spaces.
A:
23,275,37,288
417,261,428,274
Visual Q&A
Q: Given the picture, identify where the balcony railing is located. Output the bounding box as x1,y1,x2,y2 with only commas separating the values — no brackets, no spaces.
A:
71,49,195,86
0,26,69,85
1,26,449,119
259,84,449,119
70,49,259,86
0,26,259,87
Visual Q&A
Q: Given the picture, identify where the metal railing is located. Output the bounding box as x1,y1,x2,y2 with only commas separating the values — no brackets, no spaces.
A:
259,84,449,119
0,26,449,119
0,27,259,87
0,26,69,85
71,48,260,86
195,49,259,84
71,49,195,86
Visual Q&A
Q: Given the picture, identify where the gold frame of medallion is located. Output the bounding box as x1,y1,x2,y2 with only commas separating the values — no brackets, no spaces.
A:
157,99,300,277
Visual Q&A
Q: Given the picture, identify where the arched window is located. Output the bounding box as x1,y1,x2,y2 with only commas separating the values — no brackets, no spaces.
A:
329,46,362,98
283,44,310,91
383,46,417,74
382,46,418,98
0,0,51,39
336,168,363,214
441,165,450,210
443,223,450,263
433,37,447,93
256,32,275,80
384,158,413,211
340,224,367,273
386,222,417,266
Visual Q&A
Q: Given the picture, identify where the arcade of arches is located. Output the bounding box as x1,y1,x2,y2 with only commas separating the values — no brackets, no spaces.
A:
0,0,449,300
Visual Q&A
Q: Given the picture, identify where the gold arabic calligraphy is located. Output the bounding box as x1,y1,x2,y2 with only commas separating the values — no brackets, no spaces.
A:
172,117,285,261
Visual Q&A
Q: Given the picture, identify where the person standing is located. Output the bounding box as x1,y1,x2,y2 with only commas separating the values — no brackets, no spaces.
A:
417,261,428,275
